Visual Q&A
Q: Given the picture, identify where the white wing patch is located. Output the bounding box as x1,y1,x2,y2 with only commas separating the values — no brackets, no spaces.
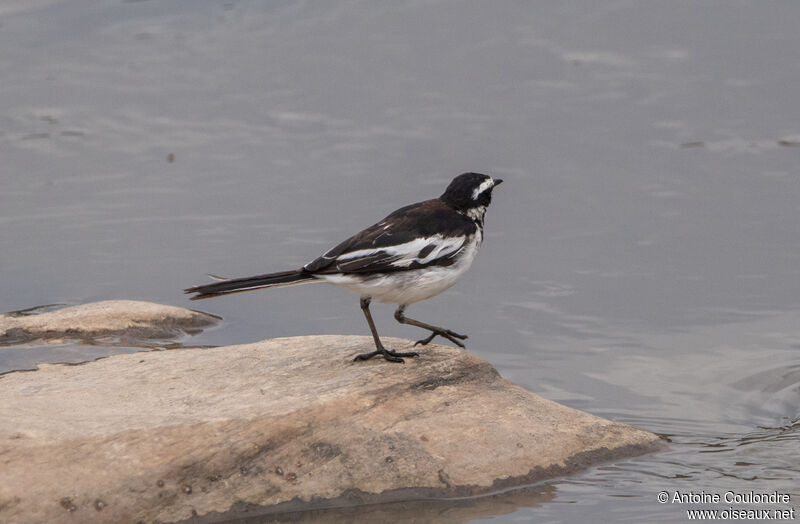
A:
336,235,465,269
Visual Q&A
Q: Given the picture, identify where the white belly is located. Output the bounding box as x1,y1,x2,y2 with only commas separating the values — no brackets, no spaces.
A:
318,235,481,305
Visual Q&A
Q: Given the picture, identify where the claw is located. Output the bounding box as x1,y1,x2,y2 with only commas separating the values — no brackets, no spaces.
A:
354,348,419,363
414,332,437,346
449,337,466,348
414,329,468,347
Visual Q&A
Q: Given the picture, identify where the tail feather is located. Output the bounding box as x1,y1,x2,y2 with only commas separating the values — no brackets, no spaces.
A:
184,269,317,300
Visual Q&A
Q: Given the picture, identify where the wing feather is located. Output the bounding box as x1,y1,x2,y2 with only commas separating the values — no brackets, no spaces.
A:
303,199,474,274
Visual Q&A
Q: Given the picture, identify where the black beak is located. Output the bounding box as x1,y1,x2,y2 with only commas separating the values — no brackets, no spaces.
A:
494,178,503,186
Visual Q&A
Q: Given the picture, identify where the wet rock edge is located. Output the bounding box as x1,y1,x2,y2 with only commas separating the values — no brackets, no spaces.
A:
167,439,668,523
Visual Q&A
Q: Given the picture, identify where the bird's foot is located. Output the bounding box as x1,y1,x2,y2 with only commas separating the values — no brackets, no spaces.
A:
353,348,419,363
414,329,468,348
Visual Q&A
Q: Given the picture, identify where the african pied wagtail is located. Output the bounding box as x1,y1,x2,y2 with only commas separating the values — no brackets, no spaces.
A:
184,172,502,363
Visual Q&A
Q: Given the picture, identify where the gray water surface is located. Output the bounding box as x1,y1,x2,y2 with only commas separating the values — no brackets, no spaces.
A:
1,1,798,522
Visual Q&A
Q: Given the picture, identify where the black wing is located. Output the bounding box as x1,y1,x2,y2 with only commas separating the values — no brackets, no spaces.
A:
304,199,476,274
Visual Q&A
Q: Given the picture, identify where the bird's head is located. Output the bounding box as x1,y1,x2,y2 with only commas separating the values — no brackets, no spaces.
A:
440,172,503,221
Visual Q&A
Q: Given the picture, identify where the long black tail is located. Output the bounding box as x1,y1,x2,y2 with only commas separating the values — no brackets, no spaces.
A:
184,269,317,300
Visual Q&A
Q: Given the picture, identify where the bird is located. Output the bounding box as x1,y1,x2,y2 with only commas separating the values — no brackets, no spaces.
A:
184,172,502,363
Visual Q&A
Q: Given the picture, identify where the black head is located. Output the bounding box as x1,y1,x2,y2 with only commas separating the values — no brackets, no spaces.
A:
440,172,503,213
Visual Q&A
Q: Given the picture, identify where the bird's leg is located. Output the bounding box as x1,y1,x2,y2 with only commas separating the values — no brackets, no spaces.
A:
354,296,419,363
394,305,468,348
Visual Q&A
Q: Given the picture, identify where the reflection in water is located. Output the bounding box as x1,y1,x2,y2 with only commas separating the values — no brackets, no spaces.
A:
0,339,218,375
0,302,219,374
208,484,556,524
2,303,66,316
0,343,147,375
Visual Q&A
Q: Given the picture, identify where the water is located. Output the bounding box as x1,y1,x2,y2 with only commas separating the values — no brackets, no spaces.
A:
1,1,798,521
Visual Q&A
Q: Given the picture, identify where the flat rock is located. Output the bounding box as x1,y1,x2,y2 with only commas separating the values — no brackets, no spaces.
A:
0,335,664,523
0,300,220,346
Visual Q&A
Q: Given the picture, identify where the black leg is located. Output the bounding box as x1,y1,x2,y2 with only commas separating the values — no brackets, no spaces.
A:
394,305,468,347
354,296,419,363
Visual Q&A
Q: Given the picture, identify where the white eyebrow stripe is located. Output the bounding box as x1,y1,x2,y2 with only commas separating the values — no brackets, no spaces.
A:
471,178,495,200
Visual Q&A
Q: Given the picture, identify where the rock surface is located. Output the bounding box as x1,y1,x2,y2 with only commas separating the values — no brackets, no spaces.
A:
0,300,220,346
0,335,663,523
